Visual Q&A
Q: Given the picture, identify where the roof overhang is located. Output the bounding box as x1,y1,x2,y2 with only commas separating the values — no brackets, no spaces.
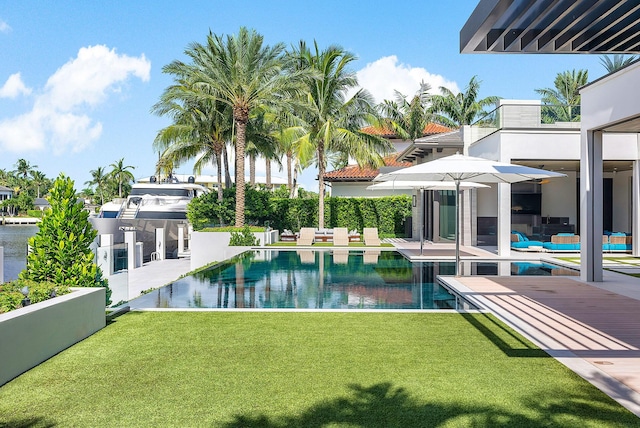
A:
397,130,464,162
461,0,640,54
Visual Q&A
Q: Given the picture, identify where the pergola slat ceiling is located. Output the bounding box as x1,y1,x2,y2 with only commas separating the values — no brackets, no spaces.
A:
461,0,640,53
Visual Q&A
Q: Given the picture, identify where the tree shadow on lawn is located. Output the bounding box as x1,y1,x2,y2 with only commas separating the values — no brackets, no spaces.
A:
221,382,637,428
0,416,55,428
460,313,549,358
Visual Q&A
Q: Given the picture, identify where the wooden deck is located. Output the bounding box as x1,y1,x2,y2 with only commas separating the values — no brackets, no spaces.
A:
449,275,640,416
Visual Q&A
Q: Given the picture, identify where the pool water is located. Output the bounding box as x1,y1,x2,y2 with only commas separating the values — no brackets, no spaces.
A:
128,250,578,310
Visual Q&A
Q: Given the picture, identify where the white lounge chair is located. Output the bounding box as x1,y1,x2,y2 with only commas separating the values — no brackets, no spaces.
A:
332,248,349,264
297,227,315,246
297,250,315,264
333,227,349,247
363,249,380,264
363,227,381,246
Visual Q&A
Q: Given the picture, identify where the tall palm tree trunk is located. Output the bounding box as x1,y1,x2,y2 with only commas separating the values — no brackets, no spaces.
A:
234,109,248,227
223,146,232,189
265,158,271,189
286,152,293,191
317,140,326,228
249,153,256,186
216,156,223,203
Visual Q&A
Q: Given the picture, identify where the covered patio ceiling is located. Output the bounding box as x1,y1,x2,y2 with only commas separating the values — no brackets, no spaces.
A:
515,159,633,173
461,0,640,54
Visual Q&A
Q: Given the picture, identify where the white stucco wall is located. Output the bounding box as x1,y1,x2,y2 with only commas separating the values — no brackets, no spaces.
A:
612,171,632,233
541,171,577,225
330,182,412,198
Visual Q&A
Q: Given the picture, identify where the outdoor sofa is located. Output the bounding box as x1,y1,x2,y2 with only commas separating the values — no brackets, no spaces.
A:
510,231,545,251
542,233,580,252
603,232,632,252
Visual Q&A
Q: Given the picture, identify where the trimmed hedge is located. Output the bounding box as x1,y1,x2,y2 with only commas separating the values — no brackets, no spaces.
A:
187,187,411,237
0,279,70,314
326,196,411,236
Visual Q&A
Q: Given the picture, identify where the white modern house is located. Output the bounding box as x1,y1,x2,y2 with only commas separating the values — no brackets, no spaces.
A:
461,0,640,282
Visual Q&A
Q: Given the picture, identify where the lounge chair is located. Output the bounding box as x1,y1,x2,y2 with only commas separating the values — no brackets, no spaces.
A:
332,248,349,264
297,227,315,246
297,250,315,264
363,227,381,246
333,227,349,247
363,249,380,264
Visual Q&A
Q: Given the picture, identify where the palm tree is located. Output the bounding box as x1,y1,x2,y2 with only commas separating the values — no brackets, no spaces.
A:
246,109,281,188
29,170,49,198
430,76,500,127
289,41,393,228
109,158,136,198
152,78,232,204
535,69,588,122
600,54,638,73
164,27,308,227
85,167,109,205
378,81,433,140
13,159,37,179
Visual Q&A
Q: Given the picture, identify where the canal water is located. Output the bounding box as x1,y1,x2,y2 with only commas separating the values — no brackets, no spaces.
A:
0,225,38,282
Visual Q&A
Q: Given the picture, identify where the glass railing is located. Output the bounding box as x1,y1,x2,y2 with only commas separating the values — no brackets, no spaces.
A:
470,103,581,144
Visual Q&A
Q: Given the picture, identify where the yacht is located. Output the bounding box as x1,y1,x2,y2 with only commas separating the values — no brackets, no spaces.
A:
99,178,209,220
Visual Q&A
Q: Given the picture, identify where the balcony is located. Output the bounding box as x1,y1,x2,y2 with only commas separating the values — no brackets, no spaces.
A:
469,102,581,144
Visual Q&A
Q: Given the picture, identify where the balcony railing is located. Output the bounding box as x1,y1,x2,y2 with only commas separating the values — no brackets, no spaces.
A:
470,103,581,144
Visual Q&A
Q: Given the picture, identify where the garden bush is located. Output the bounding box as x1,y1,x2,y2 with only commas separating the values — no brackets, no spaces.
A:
0,279,69,314
19,174,111,305
229,225,260,246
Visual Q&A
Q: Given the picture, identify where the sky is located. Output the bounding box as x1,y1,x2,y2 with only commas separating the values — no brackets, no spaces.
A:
0,0,612,193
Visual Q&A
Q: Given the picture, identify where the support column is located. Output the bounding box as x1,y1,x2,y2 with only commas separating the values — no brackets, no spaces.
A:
462,189,474,246
155,228,165,261
581,130,603,282
178,225,186,255
497,183,511,257
633,159,640,257
97,234,113,276
0,246,4,283
124,231,136,271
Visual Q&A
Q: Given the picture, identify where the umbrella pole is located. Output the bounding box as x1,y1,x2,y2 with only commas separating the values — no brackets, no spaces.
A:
455,180,460,277
420,188,424,255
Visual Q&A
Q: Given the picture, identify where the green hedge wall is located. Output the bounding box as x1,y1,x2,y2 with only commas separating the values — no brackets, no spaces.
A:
187,189,412,237
326,196,411,236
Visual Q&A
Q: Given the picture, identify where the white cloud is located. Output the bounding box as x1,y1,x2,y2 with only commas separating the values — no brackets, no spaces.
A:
0,19,11,33
0,45,150,154
0,73,32,98
353,55,460,104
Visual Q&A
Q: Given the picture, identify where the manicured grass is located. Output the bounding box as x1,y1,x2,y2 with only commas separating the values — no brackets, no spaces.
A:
0,312,637,427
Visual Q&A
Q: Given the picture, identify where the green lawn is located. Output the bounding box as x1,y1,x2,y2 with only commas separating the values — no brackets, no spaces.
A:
1,312,638,427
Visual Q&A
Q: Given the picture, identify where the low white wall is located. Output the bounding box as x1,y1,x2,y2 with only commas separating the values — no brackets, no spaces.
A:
190,231,264,271
0,287,106,386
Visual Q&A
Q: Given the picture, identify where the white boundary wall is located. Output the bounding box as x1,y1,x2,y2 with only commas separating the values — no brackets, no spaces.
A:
0,287,105,386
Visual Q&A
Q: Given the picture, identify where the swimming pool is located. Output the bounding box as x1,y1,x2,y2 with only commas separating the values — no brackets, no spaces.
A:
128,250,578,310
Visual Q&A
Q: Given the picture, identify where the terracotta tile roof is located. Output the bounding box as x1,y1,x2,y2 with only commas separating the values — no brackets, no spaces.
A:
325,154,411,182
361,123,453,137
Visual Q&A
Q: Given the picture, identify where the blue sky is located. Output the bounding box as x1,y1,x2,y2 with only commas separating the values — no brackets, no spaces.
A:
0,1,610,192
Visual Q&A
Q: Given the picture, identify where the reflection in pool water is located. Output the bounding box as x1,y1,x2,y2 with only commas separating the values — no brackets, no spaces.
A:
128,250,577,310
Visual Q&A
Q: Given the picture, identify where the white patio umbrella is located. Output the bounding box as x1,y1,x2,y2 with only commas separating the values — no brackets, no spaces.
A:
376,153,566,275
367,180,489,255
